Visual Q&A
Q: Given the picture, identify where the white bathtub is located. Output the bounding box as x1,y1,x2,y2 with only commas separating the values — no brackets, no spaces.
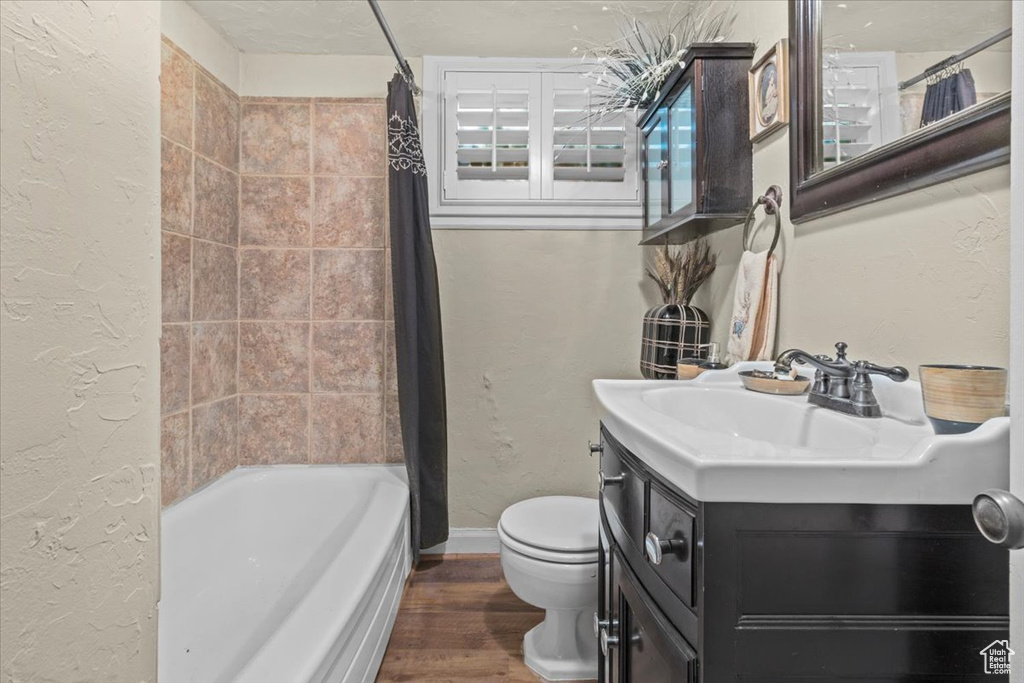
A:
158,466,411,683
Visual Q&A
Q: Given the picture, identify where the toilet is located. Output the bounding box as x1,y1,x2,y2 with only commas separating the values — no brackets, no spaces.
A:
498,496,599,681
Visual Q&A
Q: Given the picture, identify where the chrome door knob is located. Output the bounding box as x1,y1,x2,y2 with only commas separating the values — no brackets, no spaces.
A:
973,489,1024,549
645,531,686,565
599,628,619,656
599,471,624,491
593,613,618,637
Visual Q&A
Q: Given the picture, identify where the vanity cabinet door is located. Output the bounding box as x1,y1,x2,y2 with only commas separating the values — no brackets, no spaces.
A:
618,550,698,683
599,524,621,683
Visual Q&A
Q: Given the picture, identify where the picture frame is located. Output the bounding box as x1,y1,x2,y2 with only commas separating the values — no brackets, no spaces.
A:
749,39,790,142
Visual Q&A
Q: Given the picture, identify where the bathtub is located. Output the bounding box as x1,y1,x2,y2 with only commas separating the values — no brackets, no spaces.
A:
158,466,411,683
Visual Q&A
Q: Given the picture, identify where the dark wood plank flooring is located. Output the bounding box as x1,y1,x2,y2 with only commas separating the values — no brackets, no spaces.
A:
376,554,565,682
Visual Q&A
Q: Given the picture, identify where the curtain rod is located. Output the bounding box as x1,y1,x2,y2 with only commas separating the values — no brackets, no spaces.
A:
366,0,421,95
898,28,1012,91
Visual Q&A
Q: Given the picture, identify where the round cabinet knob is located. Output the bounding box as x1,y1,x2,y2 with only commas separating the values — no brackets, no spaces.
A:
593,613,618,637
973,489,1024,549
599,628,619,656
588,441,603,456
599,471,624,491
645,531,686,565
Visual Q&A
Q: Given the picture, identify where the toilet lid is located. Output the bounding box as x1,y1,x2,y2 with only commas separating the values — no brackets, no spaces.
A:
499,496,599,553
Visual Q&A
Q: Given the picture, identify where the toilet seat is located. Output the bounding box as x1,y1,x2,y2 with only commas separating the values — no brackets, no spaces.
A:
498,496,599,564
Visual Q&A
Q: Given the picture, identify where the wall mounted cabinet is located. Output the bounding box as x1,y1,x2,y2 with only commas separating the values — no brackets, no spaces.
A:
638,44,755,245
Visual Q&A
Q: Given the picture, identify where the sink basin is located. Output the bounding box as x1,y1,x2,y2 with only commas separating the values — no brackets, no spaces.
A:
641,386,877,453
593,362,1009,504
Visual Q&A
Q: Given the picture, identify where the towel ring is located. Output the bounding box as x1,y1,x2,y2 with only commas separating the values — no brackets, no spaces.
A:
742,185,783,259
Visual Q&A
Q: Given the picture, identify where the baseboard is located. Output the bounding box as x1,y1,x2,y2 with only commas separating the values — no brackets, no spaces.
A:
422,528,499,555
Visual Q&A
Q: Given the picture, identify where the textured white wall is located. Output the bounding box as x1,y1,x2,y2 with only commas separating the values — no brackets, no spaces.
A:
0,1,161,681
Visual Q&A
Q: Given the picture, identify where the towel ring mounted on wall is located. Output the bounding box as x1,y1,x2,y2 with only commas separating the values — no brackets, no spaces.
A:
742,185,783,259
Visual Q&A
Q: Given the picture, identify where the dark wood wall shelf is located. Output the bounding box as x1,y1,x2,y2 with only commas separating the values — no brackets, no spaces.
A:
637,44,755,245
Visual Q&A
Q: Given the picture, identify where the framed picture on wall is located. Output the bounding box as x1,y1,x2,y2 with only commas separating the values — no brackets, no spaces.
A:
749,39,789,142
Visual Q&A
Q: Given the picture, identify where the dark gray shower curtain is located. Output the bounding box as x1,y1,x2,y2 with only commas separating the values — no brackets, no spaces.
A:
386,74,449,563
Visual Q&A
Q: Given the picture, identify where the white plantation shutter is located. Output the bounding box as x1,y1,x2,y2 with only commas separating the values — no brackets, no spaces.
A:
543,73,638,201
426,58,642,227
443,71,540,200
455,89,530,180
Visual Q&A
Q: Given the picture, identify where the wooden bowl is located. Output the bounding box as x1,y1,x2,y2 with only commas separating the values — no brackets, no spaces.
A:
739,370,811,396
676,362,706,380
919,364,1007,434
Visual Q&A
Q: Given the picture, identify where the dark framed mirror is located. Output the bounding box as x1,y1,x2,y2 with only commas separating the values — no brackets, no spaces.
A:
789,0,1012,223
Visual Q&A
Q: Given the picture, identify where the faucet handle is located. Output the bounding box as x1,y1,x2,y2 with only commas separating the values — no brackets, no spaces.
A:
855,360,910,383
834,342,849,362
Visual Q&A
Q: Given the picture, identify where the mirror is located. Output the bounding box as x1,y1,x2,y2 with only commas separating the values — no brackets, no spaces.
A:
819,0,1011,170
789,0,1012,223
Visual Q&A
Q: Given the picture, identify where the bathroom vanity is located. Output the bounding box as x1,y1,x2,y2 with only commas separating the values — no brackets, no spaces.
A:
593,364,1010,682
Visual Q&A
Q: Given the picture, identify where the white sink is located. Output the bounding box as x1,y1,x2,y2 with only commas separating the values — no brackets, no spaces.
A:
593,362,1009,504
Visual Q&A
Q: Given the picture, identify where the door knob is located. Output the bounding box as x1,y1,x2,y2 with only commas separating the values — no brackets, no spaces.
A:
593,613,619,637
599,627,619,656
973,489,1024,549
645,532,687,565
599,471,624,491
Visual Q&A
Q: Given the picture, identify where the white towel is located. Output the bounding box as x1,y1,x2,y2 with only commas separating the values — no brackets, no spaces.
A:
725,249,779,365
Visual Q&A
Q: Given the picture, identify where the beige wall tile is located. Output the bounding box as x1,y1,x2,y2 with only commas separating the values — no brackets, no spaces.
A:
311,394,384,463
191,397,238,489
161,323,190,415
161,139,192,235
238,394,309,465
239,322,310,392
240,102,311,175
195,71,239,170
313,102,385,176
385,321,398,394
384,393,405,463
312,321,383,393
313,176,386,247
162,232,191,322
385,248,394,321
312,249,384,320
161,411,190,507
240,176,311,247
192,240,238,321
191,322,238,404
239,248,310,320
160,42,192,146
194,156,239,246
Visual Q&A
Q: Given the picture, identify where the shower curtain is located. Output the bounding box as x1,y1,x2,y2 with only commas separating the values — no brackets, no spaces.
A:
387,73,449,563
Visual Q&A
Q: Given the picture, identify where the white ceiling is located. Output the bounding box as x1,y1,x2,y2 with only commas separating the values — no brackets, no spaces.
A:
186,0,684,57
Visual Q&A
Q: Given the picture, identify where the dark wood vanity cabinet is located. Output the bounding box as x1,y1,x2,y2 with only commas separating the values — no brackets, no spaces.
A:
639,44,755,245
596,425,1010,682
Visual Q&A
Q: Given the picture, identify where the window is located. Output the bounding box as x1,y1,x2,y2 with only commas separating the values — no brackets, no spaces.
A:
423,58,642,229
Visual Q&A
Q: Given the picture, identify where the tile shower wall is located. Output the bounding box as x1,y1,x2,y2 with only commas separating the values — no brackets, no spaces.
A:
236,96,404,469
160,37,241,506
161,42,403,508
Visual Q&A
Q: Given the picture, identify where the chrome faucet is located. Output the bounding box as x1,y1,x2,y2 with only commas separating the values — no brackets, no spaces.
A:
774,342,909,418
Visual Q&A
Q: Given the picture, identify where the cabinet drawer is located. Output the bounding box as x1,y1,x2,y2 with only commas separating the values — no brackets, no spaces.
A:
647,483,696,608
601,434,645,553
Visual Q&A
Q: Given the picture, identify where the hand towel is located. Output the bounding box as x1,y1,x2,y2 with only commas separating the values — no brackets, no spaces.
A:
725,249,779,365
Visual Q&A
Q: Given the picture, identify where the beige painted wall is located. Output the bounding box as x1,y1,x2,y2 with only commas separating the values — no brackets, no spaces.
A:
0,1,161,681
179,0,1010,530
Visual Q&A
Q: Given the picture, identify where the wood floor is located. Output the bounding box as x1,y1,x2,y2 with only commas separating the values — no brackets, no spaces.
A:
376,554,561,682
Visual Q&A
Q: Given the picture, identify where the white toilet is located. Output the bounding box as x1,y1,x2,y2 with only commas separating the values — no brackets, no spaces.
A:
498,496,599,681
